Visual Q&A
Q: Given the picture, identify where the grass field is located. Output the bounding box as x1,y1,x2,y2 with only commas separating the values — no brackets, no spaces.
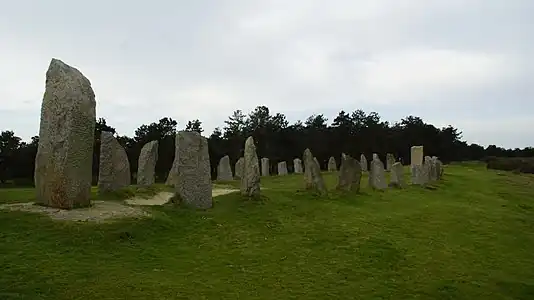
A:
1,163,534,299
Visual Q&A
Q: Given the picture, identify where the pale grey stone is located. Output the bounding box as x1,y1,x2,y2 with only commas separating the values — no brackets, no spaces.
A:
261,157,270,176
436,159,443,179
241,137,261,198
235,157,244,179
172,131,212,209
410,145,424,185
217,155,233,181
293,158,303,174
328,156,337,171
304,149,326,194
372,153,379,161
137,140,158,185
98,131,130,193
360,154,368,172
34,58,96,209
389,162,404,188
336,154,362,192
314,157,320,170
369,158,387,190
386,153,395,172
277,161,288,175
165,134,180,186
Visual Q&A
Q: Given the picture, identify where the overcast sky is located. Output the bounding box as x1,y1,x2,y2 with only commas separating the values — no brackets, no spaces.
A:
1,0,532,148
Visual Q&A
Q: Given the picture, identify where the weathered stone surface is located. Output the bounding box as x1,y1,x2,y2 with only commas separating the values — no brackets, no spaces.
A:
410,145,424,185
217,155,233,181
261,157,270,176
341,153,347,160
277,161,288,175
172,131,212,209
328,156,337,171
165,134,179,186
360,154,368,172
369,158,387,190
293,158,303,173
435,158,443,179
137,140,158,185
235,157,244,179
34,58,96,209
336,154,362,192
304,149,326,194
386,153,395,171
314,157,320,170
389,162,404,188
372,153,379,161
98,131,131,193
241,137,261,197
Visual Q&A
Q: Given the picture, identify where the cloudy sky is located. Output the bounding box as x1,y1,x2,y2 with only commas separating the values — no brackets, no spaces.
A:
1,0,532,148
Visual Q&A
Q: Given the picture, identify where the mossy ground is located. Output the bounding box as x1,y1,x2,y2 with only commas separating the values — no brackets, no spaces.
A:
1,163,533,299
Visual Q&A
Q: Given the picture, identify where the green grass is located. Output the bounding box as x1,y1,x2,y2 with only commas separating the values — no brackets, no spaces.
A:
1,163,534,299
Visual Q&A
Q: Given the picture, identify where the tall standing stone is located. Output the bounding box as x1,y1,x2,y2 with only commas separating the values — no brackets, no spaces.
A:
235,157,244,179
217,155,233,181
34,58,96,209
241,137,261,198
328,157,337,172
389,162,404,188
261,157,270,176
410,146,424,185
336,154,362,192
360,154,368,172
277,161,288,175
314,157,320,170
165,133,180,186
386,153,395,171
369,157,387,190
293,158,303,174
98,131,131,193
172,131,212,209
137,140,158,185
304,149,326,194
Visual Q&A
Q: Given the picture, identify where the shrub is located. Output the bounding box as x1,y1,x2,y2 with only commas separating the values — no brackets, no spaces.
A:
486,157,534,174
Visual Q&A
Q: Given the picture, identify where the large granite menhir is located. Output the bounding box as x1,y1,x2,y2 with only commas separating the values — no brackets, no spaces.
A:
217,155,233,181
241,136,261,198
34,58,96,209
137,140,158,185
304,148,326,194
337,154,362,192
165,133,180,186
98,131,131,193
172,131,212,209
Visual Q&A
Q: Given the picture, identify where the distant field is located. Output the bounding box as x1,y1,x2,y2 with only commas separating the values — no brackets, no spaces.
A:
1,163,534,299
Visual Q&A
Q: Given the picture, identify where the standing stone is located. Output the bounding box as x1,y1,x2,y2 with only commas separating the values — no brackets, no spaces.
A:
360,154,368,172
34,58,96,209
386,153,395,171
165,133,180,186
304,149,327,194
369,158,387,190
389,162,404,188
336,154,362,192
410,146,424,185
241,137,261,198
98,131,131,193
328,157,337,172
137,140,158,185
261,157,270,176
435,158,443,180
372,153,379,161
235,157,244,179
172,131,212,209
293,158,303,173
217,155,233,181
314,157,320,170
277,161,288,175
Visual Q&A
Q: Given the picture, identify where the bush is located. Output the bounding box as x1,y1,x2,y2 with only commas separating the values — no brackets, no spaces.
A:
486,157,534,174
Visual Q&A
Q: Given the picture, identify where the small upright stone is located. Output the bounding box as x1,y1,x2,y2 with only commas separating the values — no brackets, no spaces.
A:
369,157,387,190
386,153,395,171
277,161,288,175
172,131,212,209
360,154,368,172
328,156,337,171
435,158,443,180
165,133,180,186
293,158,303,173
217,155,233,181
336,154,362,192
98,131,131,193
389,162,404,188
314,157,320,170
304,149,326,194
235,157,244,179
261,157,270,176
34,59,96,209
410,146,424,185
137,140,158,185
241,137,261,198
372,153,379,161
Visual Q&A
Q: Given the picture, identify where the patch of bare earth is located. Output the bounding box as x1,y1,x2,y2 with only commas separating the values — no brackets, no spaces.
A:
0,187,239,223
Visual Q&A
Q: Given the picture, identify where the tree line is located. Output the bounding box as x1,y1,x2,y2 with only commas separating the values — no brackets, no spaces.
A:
1,106,533,186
